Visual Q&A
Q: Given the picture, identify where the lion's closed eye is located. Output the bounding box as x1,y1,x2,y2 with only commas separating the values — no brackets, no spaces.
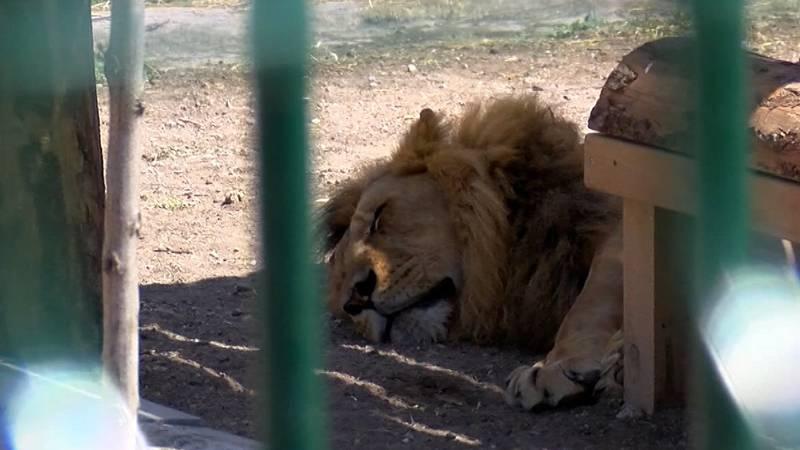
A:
369,202,388,236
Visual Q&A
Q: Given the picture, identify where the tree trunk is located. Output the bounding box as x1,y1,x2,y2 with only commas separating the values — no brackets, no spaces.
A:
0,2,104,361
103,0,145,420
588,36,800,183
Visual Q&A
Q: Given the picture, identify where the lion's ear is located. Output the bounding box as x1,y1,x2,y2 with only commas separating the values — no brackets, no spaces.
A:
395,107,448,160
419,107,436,123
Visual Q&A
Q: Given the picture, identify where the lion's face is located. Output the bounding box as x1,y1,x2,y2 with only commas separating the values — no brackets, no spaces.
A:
326,171,462,344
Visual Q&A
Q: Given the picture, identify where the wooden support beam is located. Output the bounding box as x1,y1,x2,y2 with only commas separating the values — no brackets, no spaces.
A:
622,201,689,414
585,133,800,413
585,133,800,243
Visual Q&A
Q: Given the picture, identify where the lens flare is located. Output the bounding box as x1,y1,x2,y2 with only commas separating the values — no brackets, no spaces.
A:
3,362,147,450
703,266,800,445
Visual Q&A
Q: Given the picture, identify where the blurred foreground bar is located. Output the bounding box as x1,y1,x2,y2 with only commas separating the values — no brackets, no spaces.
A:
251,2,327,450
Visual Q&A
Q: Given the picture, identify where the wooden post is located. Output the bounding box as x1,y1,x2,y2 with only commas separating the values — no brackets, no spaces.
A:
0,1,104,361
621,202,689,414
621,200,657,414
102,0,145,421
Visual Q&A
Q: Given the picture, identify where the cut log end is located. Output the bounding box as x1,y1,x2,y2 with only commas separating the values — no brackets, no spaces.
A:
589,36,800,184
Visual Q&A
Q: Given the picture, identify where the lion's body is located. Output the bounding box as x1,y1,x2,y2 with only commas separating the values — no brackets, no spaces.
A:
323,95,624,408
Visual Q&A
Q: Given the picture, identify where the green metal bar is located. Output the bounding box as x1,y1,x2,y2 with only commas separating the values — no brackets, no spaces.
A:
0,1,103,366
251,3,327,450
690,1,757,448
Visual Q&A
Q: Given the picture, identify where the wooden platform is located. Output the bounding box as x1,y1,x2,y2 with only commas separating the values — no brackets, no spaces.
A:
584,133,800,415
588,36,800,185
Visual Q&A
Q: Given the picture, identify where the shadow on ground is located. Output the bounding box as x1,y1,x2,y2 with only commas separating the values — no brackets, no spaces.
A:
139,273,687,449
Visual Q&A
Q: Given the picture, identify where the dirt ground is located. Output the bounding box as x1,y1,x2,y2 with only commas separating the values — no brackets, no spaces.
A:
92,2,800,448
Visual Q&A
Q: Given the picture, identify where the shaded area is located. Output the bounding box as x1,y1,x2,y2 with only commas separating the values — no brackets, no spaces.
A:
140,275,260,437
139,274,687,448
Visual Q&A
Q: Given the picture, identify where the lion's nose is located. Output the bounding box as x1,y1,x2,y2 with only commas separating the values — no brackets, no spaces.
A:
343,270,377,316
343,298,372,315
353,269,377,299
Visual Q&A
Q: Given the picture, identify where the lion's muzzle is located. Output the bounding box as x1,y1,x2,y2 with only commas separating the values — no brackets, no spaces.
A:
343,270,378,315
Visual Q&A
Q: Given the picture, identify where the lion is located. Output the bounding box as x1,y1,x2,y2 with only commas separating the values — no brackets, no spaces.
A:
319,94,625,410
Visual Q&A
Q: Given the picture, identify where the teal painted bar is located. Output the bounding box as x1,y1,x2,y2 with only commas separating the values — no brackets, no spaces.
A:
251,2,327,450
0,1,102,366
690,1,756,448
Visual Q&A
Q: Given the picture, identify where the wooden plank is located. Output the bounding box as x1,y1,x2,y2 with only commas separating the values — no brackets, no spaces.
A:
652,209,690,407
622,201,690,414
585,133,800,243
622,199,657,414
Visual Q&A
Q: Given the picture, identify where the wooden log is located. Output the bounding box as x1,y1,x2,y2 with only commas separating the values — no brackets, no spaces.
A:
588,36,800,183
0,0,104,360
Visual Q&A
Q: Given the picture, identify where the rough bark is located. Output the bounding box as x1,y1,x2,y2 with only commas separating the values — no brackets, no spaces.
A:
588,36,800,183
0,2,104,360
102,0,145,422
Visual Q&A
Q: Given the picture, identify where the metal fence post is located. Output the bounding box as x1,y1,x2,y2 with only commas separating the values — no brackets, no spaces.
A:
691,1,757,448
251,2,327,450
0,0,103,369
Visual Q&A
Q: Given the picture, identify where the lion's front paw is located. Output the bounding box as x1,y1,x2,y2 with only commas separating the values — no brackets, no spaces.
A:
504,364,541,410
504,358,601,411
595,330,624,397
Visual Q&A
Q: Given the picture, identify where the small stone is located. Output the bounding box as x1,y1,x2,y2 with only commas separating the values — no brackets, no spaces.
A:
407,64,418,73
616,403,645,419
233,284,253,295
222,191,244,206
311,118,321,125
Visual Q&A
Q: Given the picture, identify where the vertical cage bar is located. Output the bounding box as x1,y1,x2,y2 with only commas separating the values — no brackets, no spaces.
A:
0,1,103,367
251,2,327,450
690,1,756,448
